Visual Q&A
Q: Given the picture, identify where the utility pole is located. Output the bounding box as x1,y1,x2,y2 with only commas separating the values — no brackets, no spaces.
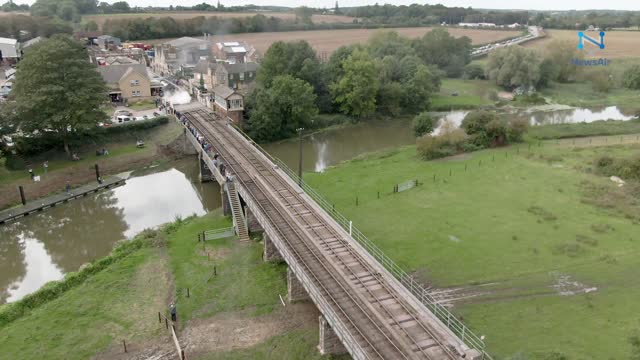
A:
297,127,304,187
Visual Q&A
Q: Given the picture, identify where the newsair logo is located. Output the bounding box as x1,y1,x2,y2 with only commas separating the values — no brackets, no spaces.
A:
572,30,611,67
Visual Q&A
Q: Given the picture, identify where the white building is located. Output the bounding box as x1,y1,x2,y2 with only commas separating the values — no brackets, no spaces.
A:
0,37,19,62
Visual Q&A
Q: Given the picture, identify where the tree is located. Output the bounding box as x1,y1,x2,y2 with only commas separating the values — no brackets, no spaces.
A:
486,46,542,90
258,40,319,87
248,75,318,142
84,20,98,31
623,65,640,90
463,63,484,80
331,49,379,119
412,112,435,137
545,40,581,82
403,64,438,112
590,69,612,93
413,28,472,78
8,35,107,156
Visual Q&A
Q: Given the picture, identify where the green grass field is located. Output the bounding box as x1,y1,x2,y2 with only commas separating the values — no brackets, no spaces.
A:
432,79,499,111
167,212,287,323
305,140,640,359
0,243,169,359
541,82,640,112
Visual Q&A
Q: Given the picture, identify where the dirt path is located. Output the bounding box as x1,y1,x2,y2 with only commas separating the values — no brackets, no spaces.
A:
98,303,319,360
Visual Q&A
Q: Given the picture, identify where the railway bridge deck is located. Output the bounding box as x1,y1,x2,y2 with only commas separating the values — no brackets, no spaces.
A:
176,103,488,360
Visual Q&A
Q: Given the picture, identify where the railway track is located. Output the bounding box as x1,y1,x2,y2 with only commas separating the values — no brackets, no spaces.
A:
183,109,464,360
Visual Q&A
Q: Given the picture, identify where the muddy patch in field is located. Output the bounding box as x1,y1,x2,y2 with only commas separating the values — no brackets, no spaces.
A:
181,302,318,357
550,272,597,296
197,247,231,260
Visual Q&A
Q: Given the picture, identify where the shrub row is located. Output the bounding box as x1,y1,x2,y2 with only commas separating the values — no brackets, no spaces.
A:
14,116,169,156
595,155,640,181
0,229,165,327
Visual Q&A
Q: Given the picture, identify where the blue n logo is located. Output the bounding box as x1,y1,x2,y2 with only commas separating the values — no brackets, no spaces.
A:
578,31,605,50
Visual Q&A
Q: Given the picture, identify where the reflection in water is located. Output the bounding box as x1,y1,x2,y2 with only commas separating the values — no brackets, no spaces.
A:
264,119,415,172
110,169,207,238
6,235,63,302
314,140,329,172
524,106,635,125
0,158,221,303
432,111,469,135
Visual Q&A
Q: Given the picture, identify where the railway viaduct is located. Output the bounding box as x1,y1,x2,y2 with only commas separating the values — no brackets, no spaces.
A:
174,102,490,360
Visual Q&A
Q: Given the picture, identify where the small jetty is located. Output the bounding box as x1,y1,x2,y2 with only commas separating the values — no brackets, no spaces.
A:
0,176,126,225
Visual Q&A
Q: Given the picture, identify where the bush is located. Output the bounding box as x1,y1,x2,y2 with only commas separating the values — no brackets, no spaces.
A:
412,112,435,137
4,154,26,170
463,63,485,80
416,128,468,160
622,65,640,90
594,155,640,181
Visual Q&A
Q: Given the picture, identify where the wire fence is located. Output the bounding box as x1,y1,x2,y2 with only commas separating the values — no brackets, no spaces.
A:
229,123,492,359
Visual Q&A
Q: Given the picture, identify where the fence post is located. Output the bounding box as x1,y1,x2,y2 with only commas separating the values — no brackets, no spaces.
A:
355,196,358,206
18,185,26,205
187,288,190,298
158,312,162,323
123,339,127,353
181,349,185,360
214,265,217,276
377,191,380,199
165,318,169,329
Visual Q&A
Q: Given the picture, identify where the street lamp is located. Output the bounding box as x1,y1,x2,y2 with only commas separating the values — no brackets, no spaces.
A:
297,127,304,186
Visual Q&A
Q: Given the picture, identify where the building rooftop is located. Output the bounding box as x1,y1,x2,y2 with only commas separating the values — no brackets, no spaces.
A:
0,37,18,45
221,62,258,74
97,64,148,84
213,85,235,99
165,37,208,48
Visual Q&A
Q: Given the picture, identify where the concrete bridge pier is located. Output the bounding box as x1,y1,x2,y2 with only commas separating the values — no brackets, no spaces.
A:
198,152,213,183
245,207,263,234
263,234,283,262
287,267,310,303
318,315,347,356
220,185,231,216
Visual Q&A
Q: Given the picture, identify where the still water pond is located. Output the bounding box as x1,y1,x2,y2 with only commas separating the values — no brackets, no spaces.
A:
0,159,221,303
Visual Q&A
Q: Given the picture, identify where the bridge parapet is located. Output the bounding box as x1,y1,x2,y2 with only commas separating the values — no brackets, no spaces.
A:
228,121,491,359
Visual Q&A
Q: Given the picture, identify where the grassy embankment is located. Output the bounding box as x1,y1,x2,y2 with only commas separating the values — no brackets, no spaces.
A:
305,137,640,359
0,212,336,359
0,119,182,210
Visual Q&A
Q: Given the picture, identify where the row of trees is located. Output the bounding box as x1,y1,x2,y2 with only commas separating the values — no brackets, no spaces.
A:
532,11,640,30
346,4,528,26
0,14,72,40
245,29,472,141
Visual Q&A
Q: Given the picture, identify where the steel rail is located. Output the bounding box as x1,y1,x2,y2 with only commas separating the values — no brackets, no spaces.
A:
185,111,409,359
209,113,459,360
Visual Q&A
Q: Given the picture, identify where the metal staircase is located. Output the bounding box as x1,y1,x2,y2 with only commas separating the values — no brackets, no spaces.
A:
225,181,249,241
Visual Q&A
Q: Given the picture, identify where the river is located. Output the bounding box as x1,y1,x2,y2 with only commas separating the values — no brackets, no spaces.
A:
1,105,635,303
0,159,221,304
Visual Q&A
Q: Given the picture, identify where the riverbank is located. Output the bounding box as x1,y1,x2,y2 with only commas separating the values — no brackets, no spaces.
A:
304,137,640,359
0,119,184,210
0,213,337,359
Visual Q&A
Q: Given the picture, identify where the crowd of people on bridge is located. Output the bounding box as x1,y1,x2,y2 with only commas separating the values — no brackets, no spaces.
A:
182,116,213,153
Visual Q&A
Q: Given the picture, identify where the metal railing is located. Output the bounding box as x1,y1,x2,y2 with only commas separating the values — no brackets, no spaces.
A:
229,123,491,359
202,227,235,241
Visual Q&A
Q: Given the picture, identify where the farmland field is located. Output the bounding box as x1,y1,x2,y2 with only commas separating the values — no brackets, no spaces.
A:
147,27,520,55
523,29,640,58
83,11,356,27
305,138,640,359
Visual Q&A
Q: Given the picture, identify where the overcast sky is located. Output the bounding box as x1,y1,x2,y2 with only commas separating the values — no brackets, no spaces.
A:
10,0,640,11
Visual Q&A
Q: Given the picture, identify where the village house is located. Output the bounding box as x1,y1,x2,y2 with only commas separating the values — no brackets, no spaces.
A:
97,64,162,102
153,37,211,76
211,84,244,125
215,62,257,90
96,35,121,50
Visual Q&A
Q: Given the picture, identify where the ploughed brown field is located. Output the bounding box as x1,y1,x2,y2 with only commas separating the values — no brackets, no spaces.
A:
83,11,356,26
148,27,520,55
522,29,640,58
